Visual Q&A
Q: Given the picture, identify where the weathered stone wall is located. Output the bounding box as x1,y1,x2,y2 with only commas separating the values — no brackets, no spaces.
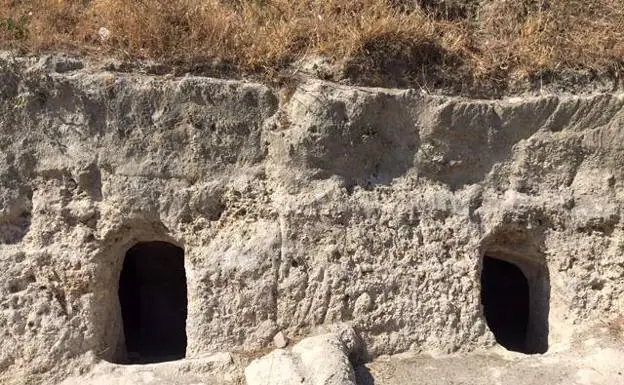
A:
1,54,623,384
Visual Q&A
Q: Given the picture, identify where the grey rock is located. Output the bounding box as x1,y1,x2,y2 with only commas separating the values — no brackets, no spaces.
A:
273,331,289,348
0,53,623,384
246,331,356,385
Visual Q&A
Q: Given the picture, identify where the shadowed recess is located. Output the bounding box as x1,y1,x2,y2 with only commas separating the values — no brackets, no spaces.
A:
481,255,549,354
118,241,187,364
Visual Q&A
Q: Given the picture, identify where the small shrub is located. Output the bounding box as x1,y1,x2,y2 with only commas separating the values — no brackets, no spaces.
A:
1,14,29,40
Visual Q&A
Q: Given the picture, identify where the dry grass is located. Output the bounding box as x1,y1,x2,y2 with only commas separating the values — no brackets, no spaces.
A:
1,0,623,92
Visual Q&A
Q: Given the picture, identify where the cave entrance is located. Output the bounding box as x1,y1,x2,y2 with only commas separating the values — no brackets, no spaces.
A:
118,241,187,364
480,255,549,354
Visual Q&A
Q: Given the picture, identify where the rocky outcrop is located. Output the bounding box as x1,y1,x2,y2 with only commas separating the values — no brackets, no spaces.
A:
1,54,624,384
245,326,357,385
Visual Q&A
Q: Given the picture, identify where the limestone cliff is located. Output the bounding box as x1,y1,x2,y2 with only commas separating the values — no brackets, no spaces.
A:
1,54,623,384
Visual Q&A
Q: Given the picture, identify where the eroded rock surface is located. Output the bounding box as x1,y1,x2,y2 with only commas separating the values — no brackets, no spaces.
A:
1,54,624,384
246,328,357,385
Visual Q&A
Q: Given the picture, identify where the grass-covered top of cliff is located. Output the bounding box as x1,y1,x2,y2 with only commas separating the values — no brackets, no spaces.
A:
1,1,623,96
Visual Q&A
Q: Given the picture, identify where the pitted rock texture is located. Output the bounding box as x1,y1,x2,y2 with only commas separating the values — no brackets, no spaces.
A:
1,54,624,384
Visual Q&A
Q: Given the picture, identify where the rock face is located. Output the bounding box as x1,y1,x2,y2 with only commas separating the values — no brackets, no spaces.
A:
245,327,357,385
1,54,624,384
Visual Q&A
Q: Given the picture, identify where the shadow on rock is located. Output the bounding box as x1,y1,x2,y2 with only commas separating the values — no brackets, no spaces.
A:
354,365,376,385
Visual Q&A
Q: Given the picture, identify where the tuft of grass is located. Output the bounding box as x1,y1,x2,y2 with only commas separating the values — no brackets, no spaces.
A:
1,14,29,40
1,0,623,93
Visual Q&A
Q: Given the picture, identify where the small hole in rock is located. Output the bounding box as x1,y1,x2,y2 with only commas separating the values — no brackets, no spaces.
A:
590,280,605,290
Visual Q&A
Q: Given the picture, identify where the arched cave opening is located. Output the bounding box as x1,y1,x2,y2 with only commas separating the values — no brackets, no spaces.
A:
480,255,549,354
118,241,187,364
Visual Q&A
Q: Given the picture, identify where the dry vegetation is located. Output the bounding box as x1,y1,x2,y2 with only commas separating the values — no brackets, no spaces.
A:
1,0,623,93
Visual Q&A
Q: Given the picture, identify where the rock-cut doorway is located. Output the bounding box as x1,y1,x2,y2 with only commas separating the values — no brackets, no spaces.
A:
480,254,549,354
118,241,187,364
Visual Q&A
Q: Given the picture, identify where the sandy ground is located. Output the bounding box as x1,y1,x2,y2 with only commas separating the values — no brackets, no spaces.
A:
57,326,624,385
356,327,624,385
